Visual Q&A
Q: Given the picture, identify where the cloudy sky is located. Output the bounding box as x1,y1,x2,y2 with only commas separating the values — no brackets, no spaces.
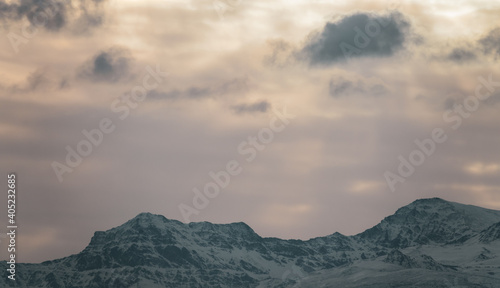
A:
1,0,500,263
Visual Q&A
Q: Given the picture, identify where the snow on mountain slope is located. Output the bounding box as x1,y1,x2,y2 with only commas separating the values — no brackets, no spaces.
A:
2,198,500,287
355,198,500,248
296,261,499,288
479,221,500,243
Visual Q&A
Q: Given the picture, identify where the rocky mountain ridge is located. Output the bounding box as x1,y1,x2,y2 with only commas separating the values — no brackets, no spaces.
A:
2,197,500,287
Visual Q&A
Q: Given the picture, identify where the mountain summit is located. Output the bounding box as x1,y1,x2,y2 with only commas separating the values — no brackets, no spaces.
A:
357,197,500,248
3,198,500,287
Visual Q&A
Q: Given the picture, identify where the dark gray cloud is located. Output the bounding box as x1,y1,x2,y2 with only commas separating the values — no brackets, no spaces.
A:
147,77,249,101
0,0,107,32
0,0,67,31
329,77,388,97
300,12,411,66
432,27,500,64
185,86,212,99
77,47,132,83
445,48,477,63
146,89,182,100
479,27,500,57
146,87,211,101
231,101,269,114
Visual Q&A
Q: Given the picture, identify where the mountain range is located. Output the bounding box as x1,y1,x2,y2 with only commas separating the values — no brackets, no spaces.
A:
3,197,500,287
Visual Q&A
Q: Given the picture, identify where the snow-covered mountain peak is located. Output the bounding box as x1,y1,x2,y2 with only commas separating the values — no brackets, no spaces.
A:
356,198,500,248
5,198,500,287
127,212,182,228
401,198,500,231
